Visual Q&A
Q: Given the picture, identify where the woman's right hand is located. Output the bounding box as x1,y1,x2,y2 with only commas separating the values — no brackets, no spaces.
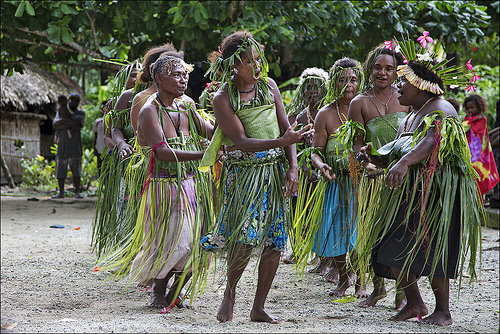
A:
118,142,135,159
357,144,372,165
318,163,335,181
280,122,314,146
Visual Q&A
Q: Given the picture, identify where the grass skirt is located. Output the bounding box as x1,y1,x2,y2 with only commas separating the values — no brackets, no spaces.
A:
200,148,290,253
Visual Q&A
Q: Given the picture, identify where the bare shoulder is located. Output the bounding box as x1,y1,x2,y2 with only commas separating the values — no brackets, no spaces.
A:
133,90,147,102
316,104,334,123
180,94,196,105
434,98,458,118
120,88,134,100
138,99,157,118
267,77,278,89
212,85,231,111
350,93,369,108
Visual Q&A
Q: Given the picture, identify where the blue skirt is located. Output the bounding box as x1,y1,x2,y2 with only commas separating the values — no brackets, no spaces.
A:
312,179,356,257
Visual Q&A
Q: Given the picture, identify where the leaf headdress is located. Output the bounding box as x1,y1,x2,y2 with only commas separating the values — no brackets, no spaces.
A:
205,35,269,109
323,58,364,105
394,31,478,95
287,67,328,117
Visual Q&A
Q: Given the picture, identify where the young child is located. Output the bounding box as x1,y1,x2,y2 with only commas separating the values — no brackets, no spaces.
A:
54,95,72,143
462,94,499,195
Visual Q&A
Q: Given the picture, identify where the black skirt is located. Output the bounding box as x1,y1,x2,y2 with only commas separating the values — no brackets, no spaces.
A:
371,181,461,280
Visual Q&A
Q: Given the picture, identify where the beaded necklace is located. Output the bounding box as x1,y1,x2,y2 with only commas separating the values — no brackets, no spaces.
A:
366,88,398,133
335,100,347,125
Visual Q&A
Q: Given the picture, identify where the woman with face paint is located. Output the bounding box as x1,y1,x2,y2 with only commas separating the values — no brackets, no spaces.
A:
357,35,483,326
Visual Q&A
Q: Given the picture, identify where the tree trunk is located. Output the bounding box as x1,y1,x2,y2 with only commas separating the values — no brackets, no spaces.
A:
1,154,16,188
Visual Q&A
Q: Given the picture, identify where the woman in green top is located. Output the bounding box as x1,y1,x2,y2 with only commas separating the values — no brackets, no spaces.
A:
98,55,215,310
347,43,410,309
199,31,312,324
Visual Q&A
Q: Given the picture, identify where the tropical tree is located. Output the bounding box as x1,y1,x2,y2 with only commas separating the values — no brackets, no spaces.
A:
1,0,494,85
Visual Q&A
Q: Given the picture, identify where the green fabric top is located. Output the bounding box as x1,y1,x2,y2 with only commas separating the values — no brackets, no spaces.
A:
365,112,406,150
325,133,349,171
141,135,198,176
199,103,280,172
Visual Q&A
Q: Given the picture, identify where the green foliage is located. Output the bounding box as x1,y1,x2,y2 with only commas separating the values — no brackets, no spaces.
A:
21,143,97,192
81,103,101,152
469,32,499,68
20,152,57,191
79,148,98,190
0,1,495,85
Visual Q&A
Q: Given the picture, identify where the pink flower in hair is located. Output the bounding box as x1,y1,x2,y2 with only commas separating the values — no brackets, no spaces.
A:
466,59,473,71
465,84,476,92
402,55,408,64
417,31,434,48
384,40,393,50
470,73,481,83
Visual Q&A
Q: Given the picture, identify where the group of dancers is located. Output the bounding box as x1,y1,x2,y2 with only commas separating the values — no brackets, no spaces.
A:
91,29,485,326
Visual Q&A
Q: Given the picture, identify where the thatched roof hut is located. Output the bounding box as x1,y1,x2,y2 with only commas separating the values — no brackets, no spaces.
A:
1,62,85,184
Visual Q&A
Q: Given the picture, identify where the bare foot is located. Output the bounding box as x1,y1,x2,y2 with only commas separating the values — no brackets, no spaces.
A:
52,193,64,199
354,285,369,298
250,307,282,324
329,285,348,298
359,288,387,307
389,303,428,321
150,291,167,308
395,290,407,311
176,301,194,310
319,259,333,276
308,263,321,274
329,270,355,297
282,253,296,264
75,193,83,199
217,294,235,323
324,266,339,283
420,310,453,326
150,279,168,308
308,255,320,266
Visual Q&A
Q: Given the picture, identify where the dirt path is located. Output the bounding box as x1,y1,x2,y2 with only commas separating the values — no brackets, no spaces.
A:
1,194,499,333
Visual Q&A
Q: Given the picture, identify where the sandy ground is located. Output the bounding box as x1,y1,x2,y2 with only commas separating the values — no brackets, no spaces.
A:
1,192,499,333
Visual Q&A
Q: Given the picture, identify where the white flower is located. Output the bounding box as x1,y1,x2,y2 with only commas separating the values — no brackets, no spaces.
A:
417,52,433,62
394,45,401,53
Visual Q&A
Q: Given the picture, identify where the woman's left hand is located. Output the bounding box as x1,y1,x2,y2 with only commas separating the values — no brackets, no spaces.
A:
385,161,408,189
283,166,299,197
